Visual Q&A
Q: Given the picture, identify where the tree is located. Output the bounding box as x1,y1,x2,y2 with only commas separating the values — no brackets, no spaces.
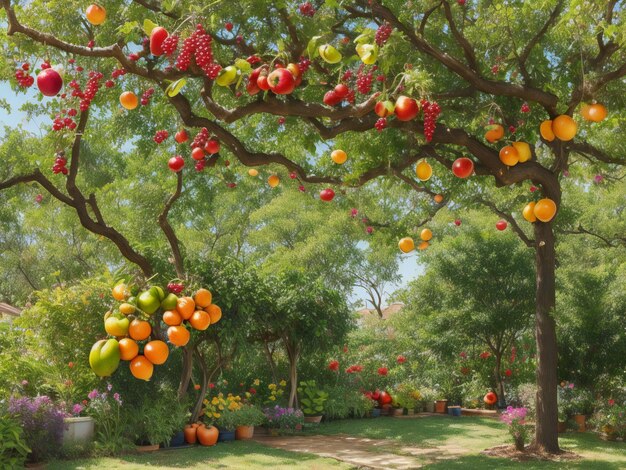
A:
1,0,625,451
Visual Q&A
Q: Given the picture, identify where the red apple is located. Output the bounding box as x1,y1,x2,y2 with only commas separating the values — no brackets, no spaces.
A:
191,147,205,161
394,95,419,121
150,27,169,56
452,157,474,178
319,188,335,202
378,391,392,406
267,68,296,95
37,68,63,97
496,220,508,231
257,70,270,91
247,67,263,95
334,83,349,98
375,100,395,118
168,155,184,172
175,129,188,144
204,139,220,154
323,90,342,106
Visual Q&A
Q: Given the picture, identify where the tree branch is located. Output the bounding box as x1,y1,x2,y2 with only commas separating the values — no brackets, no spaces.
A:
441,1,479,72
559,225,625,248
157,171,185,279
477,199,535,248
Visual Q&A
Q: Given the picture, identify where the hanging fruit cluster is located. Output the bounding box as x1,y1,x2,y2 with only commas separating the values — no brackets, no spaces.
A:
89,283,223,381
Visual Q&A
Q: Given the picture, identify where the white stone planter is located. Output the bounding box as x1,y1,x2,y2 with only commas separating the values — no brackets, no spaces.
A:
63,417,95,444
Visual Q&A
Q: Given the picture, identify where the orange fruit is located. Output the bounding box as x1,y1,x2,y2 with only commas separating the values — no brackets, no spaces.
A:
581,103,607,122
129,319,151,341
248,168,259,177
512,142,532,163
331,150,348,164
112,283,128,301
268,175,280,188
130,355,154,381
176,296,196,320
163,310,182,326
144,340,169,365
189,310,211,331
120,92,138,110
499,145,519,166
552,115,577,141
418,241,429,250
533,198,557,222
119,303,136,315
119,338,139,361
206,304,222,324
523,202,537,223
420,228,433,241
416,160,432,181
433,194,444,204
86,4,106,25
398,237,415,253
168,325,191,347
194,288,212,308
484,124,504,143
539,120,555,142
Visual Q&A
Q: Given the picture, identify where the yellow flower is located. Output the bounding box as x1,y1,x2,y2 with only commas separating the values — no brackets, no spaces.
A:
218,392,224,398
253,379,260,386
212,397,219,405
214,413,221,419
269,396,276,401
269,384,276,391
218,405,224,410
203,399,209,405
245,392,251,398
279,380,287,387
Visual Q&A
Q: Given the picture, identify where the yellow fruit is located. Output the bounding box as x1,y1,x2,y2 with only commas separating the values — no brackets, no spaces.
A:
512,142,532,163
398,237,415,253
248,169,259,177
552,115,577,141
331,150,348,165
416,160,432,181
523,202,537,223
420,228,433,241
533,198,557,222
540,120,555,142
268,175,280,188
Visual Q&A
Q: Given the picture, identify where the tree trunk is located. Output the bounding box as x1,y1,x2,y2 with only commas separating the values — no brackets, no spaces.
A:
285,342,299,408
494,352,506,408
532,221,560,453
263,340,279,384
178,346,193,400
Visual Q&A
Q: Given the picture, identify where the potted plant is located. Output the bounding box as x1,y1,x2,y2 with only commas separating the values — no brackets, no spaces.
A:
164,399,189,448
0,413,31,469
557,382,575,433
590,400,625,441
570,389,593,432
297,380,328,423
420,388,436,413
263,406,304,435
233,405,265,440
215,409,239,442
394,383,420,416
62,402,95,445
133,394,183,451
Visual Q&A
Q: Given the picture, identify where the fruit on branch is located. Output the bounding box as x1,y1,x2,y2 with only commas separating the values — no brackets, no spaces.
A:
421,100,441,142
193,288,212,308
433,194,444,204
176,297,195,320
484,391,498,405
580,103,607,122
375,100,395,117
216,65,238,86
191,147,205,161
112,283,129,301
523,202,537,222
247,67,263,95
104,312,130,337
375,22,393,46
495,220,508,231
150,26,169,56
499,145,519,166
268,175,280,188
167,325,191,347
85,4,106,25
175,129,189,144
512,141,531,163
129,319,152,341
551,115,577,141
161,35,179,56
318,44,342,64
356,66,374,94
415,160,432,181
190,310,211,330
161,293,178,310
144,340,169,365
207,304,222,324
398,237,415,253
533,198,557,222
89,339,121,377
137,288,162,314
130,355,154,381
331,149,348,164
323,90,342,106
454,219,462,226
452,157,474,178
394,96,419,121
168,155,185,172
268,68,296,95
119,303,136,315
320,188,335,201
334,83,349,98
299,2,316,17
36,68,63,97
484,124,504,143
118,338,139,361
163,310,183,326
356,43,379,65
248,168,259,177
154,130,169,144
539,120,555,141
119,91,138,110
420,228,433,241
204,139,220,154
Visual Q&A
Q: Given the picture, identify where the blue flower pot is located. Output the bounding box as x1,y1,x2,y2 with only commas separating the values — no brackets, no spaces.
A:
168,431,185,447
448,406,462,417
218,429,236,442
371,408,381,418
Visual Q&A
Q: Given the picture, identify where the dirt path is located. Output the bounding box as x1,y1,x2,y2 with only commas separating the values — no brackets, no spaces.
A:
253,433,469,469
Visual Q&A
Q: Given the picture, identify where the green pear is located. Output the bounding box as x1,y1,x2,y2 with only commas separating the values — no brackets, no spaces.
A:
137,290,160,314
104,312,130,337
89,339,121,377
318,45,342,64
161,293,178,310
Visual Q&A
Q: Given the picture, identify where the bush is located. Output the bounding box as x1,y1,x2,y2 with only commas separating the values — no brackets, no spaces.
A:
0,414,30,469
232,405,265,427
132,389,188,446
297,380,328,416
84,386,132,455
7,396,65,463
263,406,304,432
514,383,536,418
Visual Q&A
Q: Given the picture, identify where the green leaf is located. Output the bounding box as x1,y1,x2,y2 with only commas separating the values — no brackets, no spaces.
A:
165,78,187,97
143,19,158,36
117,21,139,36
325,0,339,7
235,59,252,73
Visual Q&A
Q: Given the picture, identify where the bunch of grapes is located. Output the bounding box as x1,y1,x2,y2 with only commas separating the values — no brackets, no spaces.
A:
161,35,179,56
111,68,126,79
298,56,311,74
52,114,76,132
356,65,373,94
421,99,441,142
52,152,68,175
375,117,387,132
175,24,221,79
299,2,316,17
154,130,169,144
191,127,210,149
375,22,393,46
15,63,34,88
342,69,353,81
79,71,104,111
140,87,155,106
167,283,184,294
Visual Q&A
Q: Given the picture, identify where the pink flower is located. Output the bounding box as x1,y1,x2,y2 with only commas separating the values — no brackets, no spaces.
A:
21,380,28,386
350,208,358,218
608,399,615,406
397,355,406,364
377,367,388,376
328,360,340,372
568,383,574,389
68,361,75,368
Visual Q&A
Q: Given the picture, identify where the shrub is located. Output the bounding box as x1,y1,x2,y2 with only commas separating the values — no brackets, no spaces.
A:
232,404,265,427
500,406,530,451
132,390,187,446
515,383,536,418
297,380,328,416
7,396,65,462
590,399,626,438
263,406,304,432
0,413,30,469
84,386,132,455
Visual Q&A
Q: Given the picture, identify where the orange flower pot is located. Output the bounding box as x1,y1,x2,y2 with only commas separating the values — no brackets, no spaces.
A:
235,425,255,440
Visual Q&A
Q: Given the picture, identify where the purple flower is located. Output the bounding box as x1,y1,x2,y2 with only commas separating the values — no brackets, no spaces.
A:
21,380,28,386
88,389,99,400
107,383,113,391
113,393,121,404
72,404,84,416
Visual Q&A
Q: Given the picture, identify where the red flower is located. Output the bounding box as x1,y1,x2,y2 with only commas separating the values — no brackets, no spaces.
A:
609,399,615,406
209,383,215,389
68,361,74,368
371,390,381,400
328,360,340,372
397,355,406,364
343,345,348,353
459,351,467,359
194,384,201,390
377,367,388,376
82,399,88,405
249,388,257,395
460,366,470,375
479,351,491,359
504,368,512,377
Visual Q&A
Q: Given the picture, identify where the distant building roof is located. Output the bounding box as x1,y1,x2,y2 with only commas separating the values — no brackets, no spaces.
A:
357,302,404,320
0,303,21,317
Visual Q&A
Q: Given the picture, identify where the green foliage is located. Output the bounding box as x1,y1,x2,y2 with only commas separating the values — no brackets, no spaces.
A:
0,414,30,470
297,380,329,416
231,405,265,427
132,389,187,446
323,385,373,420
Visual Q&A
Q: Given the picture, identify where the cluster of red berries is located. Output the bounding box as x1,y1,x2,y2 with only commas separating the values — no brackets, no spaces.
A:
52,152,68,175
140,87,155,106
175,24,222,80
421,99,441,142
246,55,262,65
191,127,210,149
342,69,353,81
81,71,104,111
52,113,77,131
167,283,184,294
521,102,530,113
375,22,393,46
153,130,169,144
195,160,206,172
111,68,127,79
375,117,387,132
15,63,34,88
356,65,375,94
161,35,179,56
298,56,311,74
128,53,140,61
87,40,95,49
298,2,315,17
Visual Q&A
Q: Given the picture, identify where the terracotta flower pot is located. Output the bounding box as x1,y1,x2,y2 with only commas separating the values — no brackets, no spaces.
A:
573,414,586,432
435,400,448,414
235,425,255,440
184,424,198,444
304,415,323,424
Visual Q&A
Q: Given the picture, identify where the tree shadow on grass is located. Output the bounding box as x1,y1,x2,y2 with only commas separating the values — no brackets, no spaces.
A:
422,454,626,470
